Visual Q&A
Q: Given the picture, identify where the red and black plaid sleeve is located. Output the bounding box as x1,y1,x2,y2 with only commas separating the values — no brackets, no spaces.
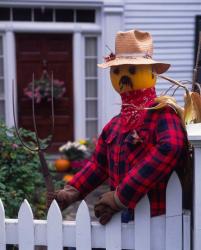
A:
67,123,110,198
116,106,187,209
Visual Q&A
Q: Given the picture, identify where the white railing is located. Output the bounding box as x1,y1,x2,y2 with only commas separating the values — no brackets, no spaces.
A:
0,172,190,250
187,123,201,250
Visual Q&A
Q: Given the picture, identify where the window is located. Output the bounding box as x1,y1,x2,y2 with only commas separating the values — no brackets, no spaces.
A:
34,8,53,22
13,8,32,21
85,37,98,138
195,16,201,84
0,7,96,23
76,10,95,23
0,8,10,21
0,35,5,120
55,9,74,22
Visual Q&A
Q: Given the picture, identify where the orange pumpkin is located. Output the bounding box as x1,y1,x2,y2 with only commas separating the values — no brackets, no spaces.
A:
54,158,71,172
63,174,74,182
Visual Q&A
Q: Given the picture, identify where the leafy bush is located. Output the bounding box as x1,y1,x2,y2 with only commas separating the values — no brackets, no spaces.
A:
0,121,47,218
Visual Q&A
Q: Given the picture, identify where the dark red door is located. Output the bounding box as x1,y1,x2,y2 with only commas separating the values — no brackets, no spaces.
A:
16,33,74,152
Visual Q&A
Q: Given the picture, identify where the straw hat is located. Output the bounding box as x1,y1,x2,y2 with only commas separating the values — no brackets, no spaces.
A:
98,29,170,74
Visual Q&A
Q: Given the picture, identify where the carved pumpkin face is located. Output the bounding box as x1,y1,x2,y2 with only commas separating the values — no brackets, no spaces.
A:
110,64,157,93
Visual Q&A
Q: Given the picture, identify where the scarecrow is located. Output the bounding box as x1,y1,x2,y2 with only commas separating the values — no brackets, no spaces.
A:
48,30,188,225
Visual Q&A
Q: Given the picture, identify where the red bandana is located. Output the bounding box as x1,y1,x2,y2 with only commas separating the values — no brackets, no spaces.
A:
120,87,156,131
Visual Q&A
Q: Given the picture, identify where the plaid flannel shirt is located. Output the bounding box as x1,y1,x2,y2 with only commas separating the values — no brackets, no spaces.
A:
68,105,188,216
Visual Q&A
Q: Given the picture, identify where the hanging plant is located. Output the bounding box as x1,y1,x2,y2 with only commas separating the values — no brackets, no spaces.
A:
23,70,66,103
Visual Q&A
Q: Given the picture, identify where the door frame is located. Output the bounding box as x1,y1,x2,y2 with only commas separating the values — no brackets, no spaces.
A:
2,22,101,140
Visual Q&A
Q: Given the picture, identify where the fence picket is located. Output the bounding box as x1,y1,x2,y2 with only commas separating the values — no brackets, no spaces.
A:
0,172,190,249
166,172,182,250
135,195,150,250
47,200,63,250
0,199,6,250
18,199,34,250
105,212,121,250
76,200,91,250
183,210,191,250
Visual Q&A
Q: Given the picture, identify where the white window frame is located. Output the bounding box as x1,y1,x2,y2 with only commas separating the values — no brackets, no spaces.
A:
84,35,99,139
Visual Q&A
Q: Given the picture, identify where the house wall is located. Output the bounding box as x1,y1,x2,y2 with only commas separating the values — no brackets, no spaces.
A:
1,0,200,138
123,0,201,105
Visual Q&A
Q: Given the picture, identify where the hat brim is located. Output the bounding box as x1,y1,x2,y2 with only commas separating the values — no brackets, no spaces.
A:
98,57,170,74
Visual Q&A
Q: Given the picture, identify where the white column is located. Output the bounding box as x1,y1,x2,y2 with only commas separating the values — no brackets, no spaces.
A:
192,144,201,250
4,30,16,127
187,124,201,250
99,0,124,127
73,31,85,140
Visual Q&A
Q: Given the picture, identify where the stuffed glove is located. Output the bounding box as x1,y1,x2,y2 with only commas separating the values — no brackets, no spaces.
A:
47,185,80,211
94,191,126,225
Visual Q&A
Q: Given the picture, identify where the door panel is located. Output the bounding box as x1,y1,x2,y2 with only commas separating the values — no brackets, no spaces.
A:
16,33,74,152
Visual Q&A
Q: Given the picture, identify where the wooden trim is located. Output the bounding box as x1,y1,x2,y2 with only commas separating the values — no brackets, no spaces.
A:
0,22,101,33
0,0,103,8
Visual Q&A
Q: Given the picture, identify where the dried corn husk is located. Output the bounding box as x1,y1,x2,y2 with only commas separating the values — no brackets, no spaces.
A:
156,74,201,126
146,95,185,126
184,91,201,124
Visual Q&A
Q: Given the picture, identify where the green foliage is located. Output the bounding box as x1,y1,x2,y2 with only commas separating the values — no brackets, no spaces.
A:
0,121,47,218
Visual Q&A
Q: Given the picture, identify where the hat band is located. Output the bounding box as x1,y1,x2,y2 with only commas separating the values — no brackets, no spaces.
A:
116,52,152,59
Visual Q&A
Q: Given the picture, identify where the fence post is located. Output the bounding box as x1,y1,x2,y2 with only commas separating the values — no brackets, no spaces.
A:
76,200,92,250
135,195,150,250
18,199,34,250
187,124,201,250
166,172,182,250
105,212,121,250
47,200,63,250
0,199,5,250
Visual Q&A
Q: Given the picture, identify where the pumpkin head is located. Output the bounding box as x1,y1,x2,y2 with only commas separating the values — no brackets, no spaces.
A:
110,64,156,93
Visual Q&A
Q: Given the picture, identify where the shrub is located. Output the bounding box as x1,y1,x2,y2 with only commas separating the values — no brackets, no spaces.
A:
0,121,47,218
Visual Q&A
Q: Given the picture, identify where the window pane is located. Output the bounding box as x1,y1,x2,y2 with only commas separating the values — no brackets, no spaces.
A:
0,37,2,55
86,120,97,138
34,8,53,22
85,37,97,57
86,100,97,118
55,9,74,22
13,8,32,21
0,79,4,95
0,8,10,21
0,100,5,120
86,80,97,98
0,58,3,77
85,59,97,77
76,10,95,23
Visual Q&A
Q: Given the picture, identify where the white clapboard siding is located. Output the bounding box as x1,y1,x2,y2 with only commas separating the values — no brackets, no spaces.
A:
124,0,201,106
0,199,6,250
18,200,34,250
128,17,194,24
47,200,63,250
0,172,191,249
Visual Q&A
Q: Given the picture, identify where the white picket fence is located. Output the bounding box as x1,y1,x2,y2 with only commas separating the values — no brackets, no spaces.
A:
0,172,190,250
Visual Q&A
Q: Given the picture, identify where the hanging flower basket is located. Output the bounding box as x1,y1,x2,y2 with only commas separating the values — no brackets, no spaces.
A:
24,70,66,103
